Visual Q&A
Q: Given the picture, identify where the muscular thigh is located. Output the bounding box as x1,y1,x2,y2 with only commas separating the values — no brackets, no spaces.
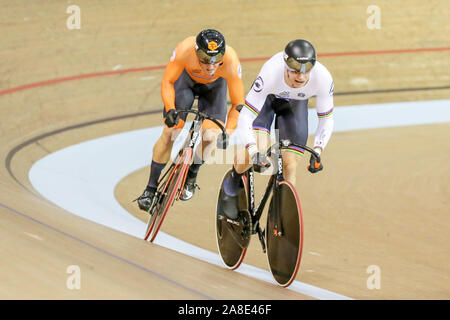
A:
276,99,309,147
197,77,228,128
252,94,277,134
162,70,196,125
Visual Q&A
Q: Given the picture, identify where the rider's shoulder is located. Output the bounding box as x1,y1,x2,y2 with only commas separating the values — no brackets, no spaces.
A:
172,36,196,60
220,46,242,78
178,36,196,48
225,44,237,56
266,51,285,66
260,52,285,72
222,45,241,65
255,52,284,82
310,61,334,95
312,61,333,81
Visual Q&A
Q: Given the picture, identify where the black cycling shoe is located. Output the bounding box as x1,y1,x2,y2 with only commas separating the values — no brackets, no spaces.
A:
219,192,239,220
218,189,252,248
180,176,199,201
136,188,156,212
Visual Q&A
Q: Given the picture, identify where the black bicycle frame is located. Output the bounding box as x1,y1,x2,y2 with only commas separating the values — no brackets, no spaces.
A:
152,109,226,210
248,142,283,225
156,109,226,184
245,139,321,251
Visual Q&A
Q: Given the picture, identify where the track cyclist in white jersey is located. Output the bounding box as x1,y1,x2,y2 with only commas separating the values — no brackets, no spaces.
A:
220,39,335,219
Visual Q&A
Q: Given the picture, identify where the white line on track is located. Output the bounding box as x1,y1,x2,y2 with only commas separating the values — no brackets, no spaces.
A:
29,99,450,300
23,232,43,241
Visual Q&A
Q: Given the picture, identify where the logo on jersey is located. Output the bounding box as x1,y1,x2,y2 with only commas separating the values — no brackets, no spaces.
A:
169,49,176,62
208,41,218,51
238,64,242,79
252,76,264,92
278,91,289,98
298,92,306,97
329,81,334,95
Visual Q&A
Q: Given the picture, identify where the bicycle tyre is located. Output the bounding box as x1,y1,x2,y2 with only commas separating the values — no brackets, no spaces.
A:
143,163,173,241
266,180,303,287
146,148,192,242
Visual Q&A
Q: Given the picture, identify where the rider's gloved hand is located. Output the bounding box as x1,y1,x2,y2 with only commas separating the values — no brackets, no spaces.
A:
252,152,271,173
164,109,179,128
216,131,229,149
308,154,323,173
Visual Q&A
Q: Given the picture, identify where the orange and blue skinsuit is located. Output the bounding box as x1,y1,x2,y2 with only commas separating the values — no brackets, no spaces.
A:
161,36,245,132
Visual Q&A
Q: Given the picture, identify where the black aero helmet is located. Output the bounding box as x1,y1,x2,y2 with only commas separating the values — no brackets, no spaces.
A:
284,39,316,73
195,29,226,64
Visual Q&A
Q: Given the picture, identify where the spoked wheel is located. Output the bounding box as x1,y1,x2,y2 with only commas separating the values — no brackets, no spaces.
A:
215,170,251,270
266,180,303,287
144,148,192,242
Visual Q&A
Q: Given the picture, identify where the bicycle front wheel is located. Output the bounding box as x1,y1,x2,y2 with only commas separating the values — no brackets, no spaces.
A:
144,164,173,241
266,180,303,287
146,148,192,242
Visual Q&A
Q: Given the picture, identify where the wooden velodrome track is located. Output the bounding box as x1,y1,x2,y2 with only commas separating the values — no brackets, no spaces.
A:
1,0,449,299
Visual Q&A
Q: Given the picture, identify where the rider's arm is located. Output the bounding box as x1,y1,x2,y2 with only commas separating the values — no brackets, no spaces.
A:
237,106,259,156
237,60,274,157
223,48,246,133
313,77,335,155
161,43,186,112
225,80,245,133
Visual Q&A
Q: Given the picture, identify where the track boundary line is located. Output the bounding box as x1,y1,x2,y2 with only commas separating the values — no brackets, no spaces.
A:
1,46,449,97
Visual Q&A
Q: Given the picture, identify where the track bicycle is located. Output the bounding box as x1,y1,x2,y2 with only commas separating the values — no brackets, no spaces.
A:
143,109,226,242
216,140,321,287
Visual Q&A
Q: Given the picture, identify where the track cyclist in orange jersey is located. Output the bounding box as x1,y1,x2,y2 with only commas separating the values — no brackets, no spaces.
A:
220,39,335,220
137,29,245,212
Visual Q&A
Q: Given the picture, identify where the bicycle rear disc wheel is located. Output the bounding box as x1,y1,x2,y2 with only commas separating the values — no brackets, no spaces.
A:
216,170,249,270
266,180,303,287
147,148,192,242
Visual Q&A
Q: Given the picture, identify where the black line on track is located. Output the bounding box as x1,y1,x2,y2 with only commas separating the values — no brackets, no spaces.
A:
2,84,449,300
5,110,160,192
6,83,450,190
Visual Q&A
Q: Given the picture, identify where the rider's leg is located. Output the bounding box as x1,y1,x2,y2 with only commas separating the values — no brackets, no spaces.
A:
234,129,270,172
186,121,220,180
275,98,309,187
137,71,195,210
147,70,196,189
180,77,227,200
223,95,276,197
222,149,251,197
179,125,218,201
281,150,302,186
194,76,227,172
226,119,273,195
223,130,271,196
138,124,183,211
146,124,183,190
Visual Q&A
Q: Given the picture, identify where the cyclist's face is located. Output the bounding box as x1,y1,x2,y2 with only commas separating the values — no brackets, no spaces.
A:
284,68,310,88
198,59,221,76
